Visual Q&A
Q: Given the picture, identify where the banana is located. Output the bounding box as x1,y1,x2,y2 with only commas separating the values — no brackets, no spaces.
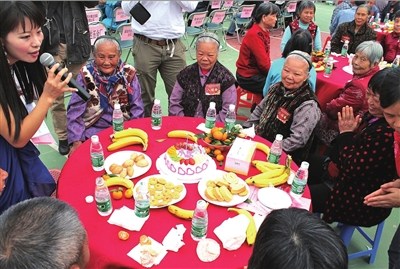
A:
252,160,286,170
167,205,194,220
246,170,289,188
113,128,148,144
167,130,198,143
228,208,257,245
107,136,148,151
105,176,134,189
255,142,270,156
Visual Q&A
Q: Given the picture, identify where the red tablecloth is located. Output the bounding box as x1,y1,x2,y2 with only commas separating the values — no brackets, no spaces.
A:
58,116,309,269
316,55,353,112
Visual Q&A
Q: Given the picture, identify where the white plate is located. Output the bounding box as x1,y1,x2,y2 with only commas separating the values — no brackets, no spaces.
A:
134,174,187,208
197,170,250,207
104,150,152,179
342,65,353,75
156,153,217,184
257,187,292,210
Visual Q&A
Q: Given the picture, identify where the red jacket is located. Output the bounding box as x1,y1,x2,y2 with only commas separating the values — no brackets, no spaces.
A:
236,24,271,78
326,66,379,120
382,31,400,62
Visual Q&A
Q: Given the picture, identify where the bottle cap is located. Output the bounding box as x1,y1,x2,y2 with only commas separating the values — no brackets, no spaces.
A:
95,176,104,186
344,40,349,44
91,135,99,143
197,200,207,210
114,103,121,110
209,102,216,109
275,134,283,141
300,161,309,169
229,104,235,111
154,99,160,105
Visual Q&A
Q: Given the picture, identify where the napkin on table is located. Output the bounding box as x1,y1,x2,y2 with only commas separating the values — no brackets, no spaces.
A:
127,236,168,268
214,214,249,250
107,206,148,231
162,224,186,252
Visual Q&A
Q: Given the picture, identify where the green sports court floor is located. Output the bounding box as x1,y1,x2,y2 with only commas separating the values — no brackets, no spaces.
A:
38,2,397,268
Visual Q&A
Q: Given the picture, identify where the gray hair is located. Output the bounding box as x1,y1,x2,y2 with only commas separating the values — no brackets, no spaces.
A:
286,50,312,71
356,4,370,14
355,41,383,65
93,35,122,55
195,32,220,52
0,197,87,269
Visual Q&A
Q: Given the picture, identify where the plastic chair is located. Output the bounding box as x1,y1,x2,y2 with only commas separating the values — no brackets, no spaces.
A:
205,9,228,51
114,22,134,63
231,4,256,44
102,6,130,33
339,221,385,264
184,11,208,59
236,86,263,121
85,7,103,24
88,22,108,45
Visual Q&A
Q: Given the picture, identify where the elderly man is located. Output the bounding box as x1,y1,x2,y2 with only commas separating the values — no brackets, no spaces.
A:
169,32,236,123
0,197,89,269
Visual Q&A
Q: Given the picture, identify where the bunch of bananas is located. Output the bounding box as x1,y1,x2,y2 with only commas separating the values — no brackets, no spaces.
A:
245,156,292,188
228,208,257,245
108,128,148,151
104,176,134,190
167,130,198,143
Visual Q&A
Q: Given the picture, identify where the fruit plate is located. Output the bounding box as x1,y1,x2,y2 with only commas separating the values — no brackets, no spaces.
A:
134,174,187,209
104,150,152,179
257,187,292,210
197,170,250,207
200,138,232,151
156,153,217,184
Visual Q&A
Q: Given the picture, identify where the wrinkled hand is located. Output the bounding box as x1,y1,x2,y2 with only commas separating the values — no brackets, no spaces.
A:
364,179,400,208
337,106,361,133
68,141,82,157
42,63,75,102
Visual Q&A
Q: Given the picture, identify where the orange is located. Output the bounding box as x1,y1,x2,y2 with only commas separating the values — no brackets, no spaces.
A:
222,132,228,141
124,188,133,199
118,230,130,241
212,131,223,140
216,154,225,161
204,136,212,144
111,190,123,200
205,147,211,154
213,149,222,156
210,127,219,135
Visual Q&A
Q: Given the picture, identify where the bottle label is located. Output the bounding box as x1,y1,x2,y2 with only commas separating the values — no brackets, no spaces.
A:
324,65,332,77
91,153,104,168
225,121,235,132
205,119,215,129
191,223,207,239
291,179,306,195
135,201,150,218
341,47,348,57
267,153,281,164
151,116,162,127
96,199,112,213
113,119,124,132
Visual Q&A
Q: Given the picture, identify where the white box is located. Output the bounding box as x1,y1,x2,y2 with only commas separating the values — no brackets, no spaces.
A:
224,138,256,176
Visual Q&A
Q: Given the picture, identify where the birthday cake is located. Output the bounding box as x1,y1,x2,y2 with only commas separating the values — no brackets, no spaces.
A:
164,142,210,177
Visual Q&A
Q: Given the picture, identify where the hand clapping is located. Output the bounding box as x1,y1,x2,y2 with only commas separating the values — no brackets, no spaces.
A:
337,106,361,134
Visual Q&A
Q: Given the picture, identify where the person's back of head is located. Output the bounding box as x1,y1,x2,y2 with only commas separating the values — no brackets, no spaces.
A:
282,29,313,58
248,208,348,269
0,197,89,269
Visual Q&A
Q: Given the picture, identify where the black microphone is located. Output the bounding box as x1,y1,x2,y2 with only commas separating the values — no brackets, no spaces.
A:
39,53,90,101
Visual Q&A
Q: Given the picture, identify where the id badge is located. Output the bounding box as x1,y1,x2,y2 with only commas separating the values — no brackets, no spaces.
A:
205,83,221,95
277,107,291,124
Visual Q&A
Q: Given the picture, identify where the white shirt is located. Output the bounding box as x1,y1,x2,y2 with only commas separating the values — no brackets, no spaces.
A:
121,1,198,40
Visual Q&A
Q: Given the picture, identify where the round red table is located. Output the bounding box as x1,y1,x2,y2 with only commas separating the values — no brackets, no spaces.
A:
58,116,309,269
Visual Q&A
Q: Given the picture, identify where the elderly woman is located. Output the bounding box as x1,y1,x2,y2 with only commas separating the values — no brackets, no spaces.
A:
263,29,317,96
244,51,321,164
382,10,400,62
235,2,280,94
331,4,376,54
169,32,236,122
67,36,144,155
309,68,396,227
317,41,382,145
280,1,322,52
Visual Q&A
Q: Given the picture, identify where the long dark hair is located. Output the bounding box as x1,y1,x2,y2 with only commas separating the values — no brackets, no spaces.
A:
379,67,400,108
0,1,47,141
282,29,312,58
247,2,280,29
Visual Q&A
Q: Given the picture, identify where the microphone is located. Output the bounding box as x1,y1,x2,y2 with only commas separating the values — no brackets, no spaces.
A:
39,53,90,101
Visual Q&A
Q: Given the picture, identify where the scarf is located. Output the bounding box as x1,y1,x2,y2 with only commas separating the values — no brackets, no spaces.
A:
289,19,318,39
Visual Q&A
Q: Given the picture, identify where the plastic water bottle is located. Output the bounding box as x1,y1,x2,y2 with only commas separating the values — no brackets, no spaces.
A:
95,177,113,216
225,104,236,132
191,200,208,241
267,134,283,164
323,57,334,78
393,55,400,68
90,135,104,171
341,40,349,57
290,161,309,199
384,13,390,23
205,102,216,129
375,12,380,24
324,41,331,60
134,182,150,218
151,99,162,130
112,103,124,133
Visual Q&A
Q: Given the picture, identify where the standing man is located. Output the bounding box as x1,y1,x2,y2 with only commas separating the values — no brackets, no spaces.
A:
36,1,97,155
121,1,198,116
